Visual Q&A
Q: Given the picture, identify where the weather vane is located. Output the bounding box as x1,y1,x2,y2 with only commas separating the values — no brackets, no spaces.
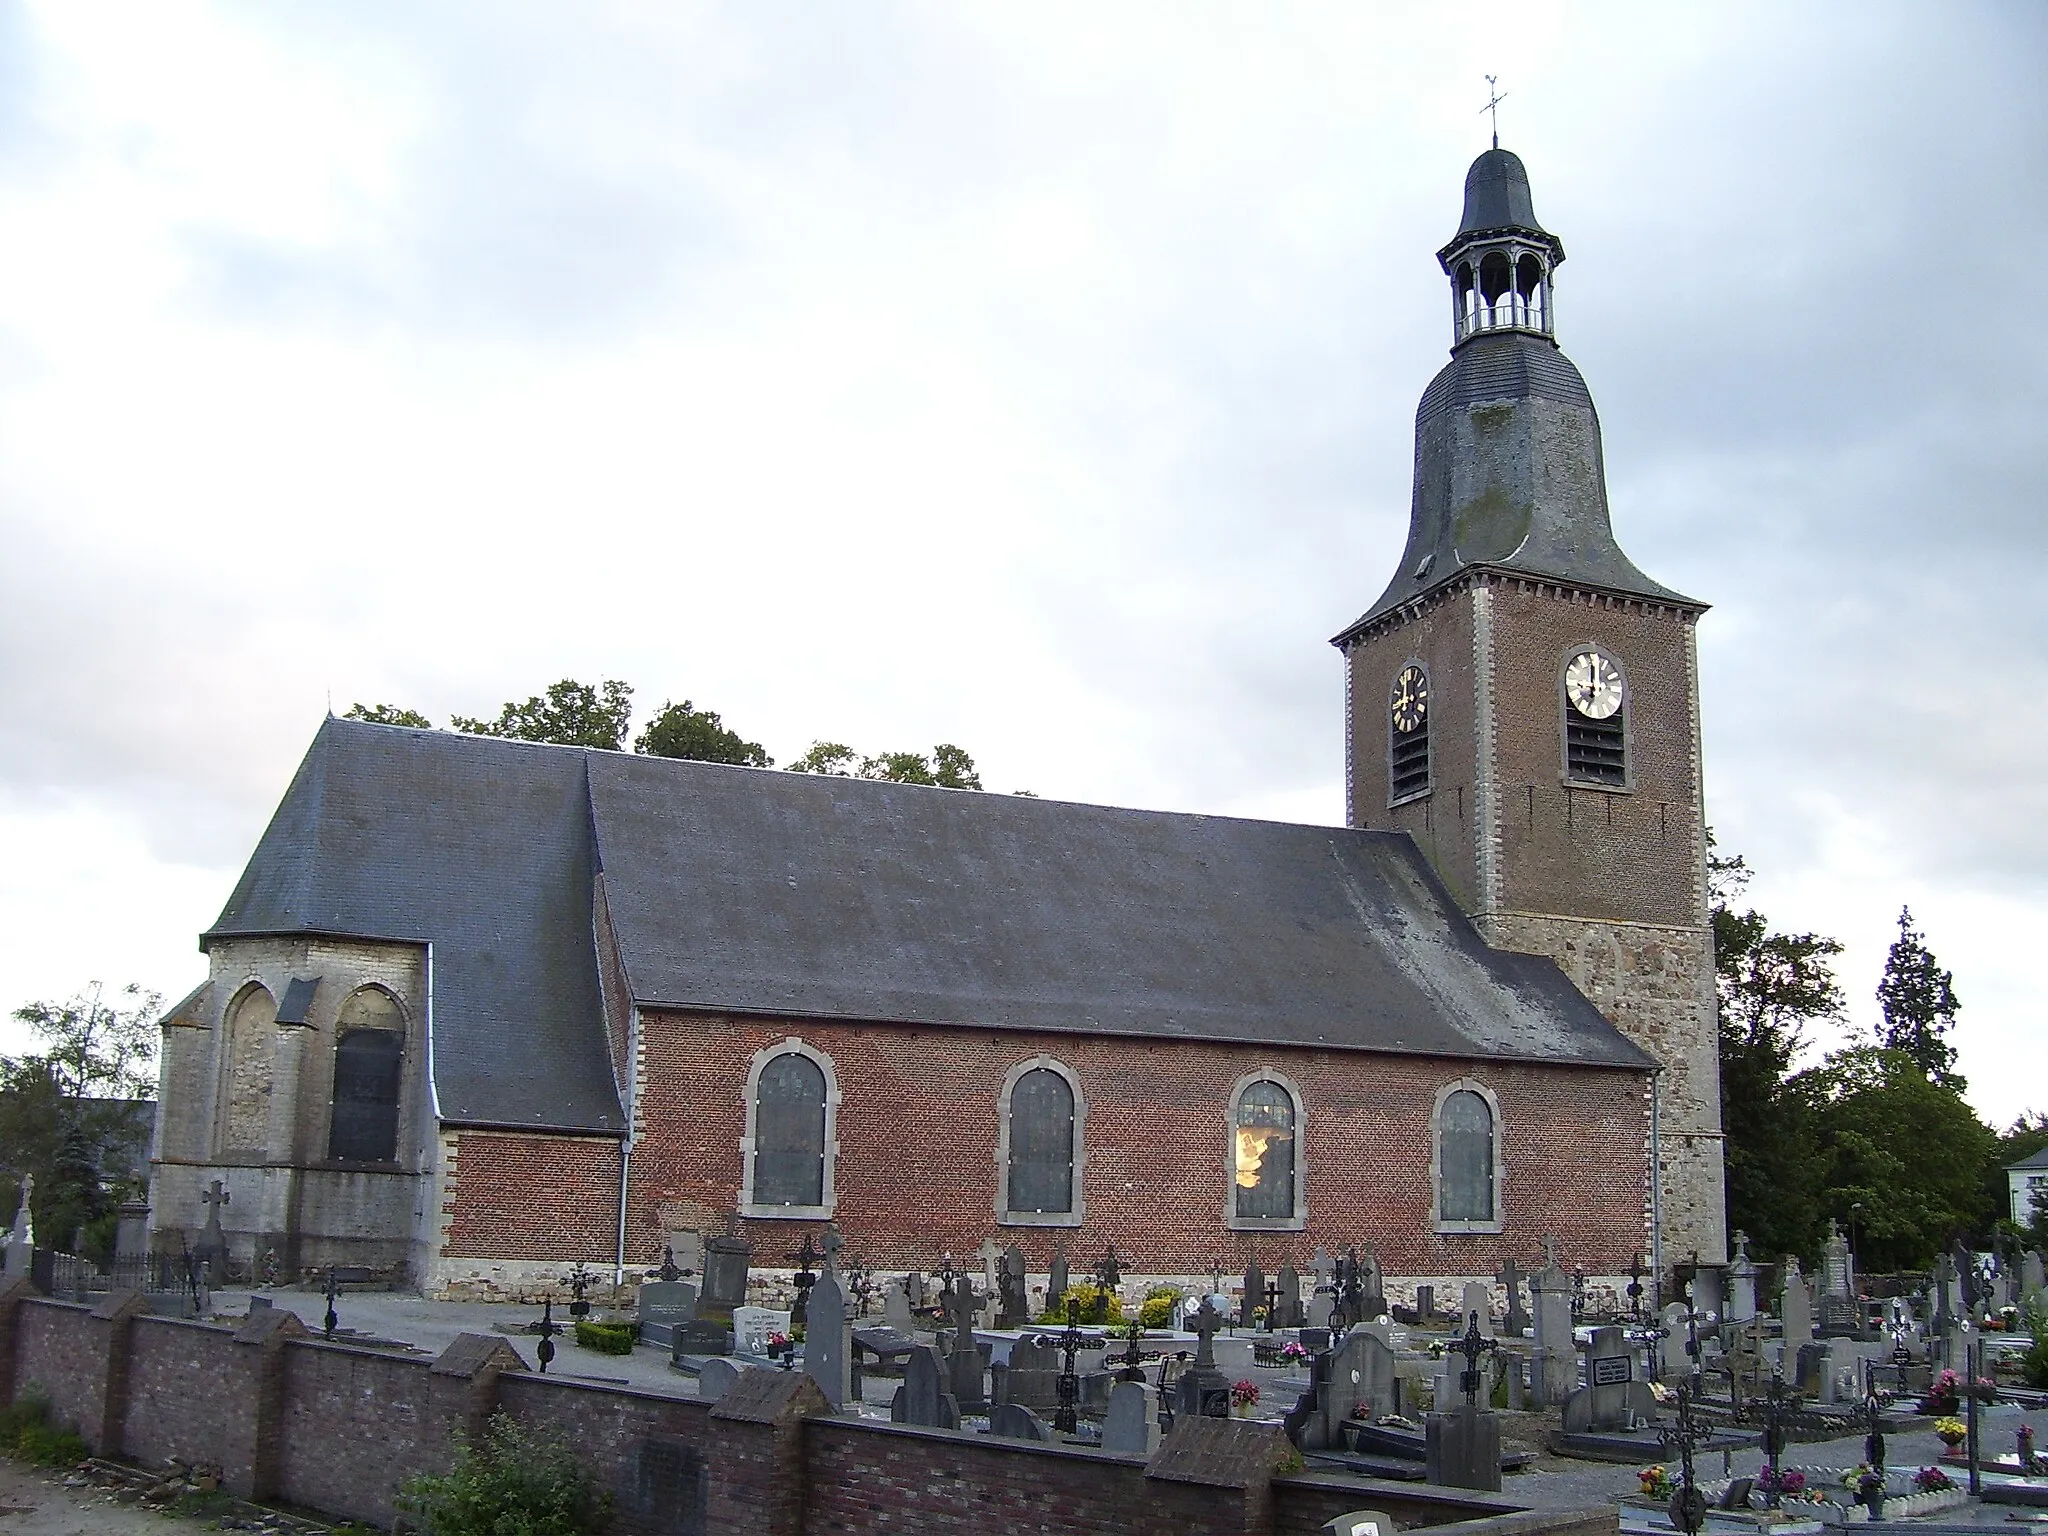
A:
1481,75,1507,149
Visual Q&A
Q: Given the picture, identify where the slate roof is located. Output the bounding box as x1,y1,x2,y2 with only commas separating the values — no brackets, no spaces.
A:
2009,1145,2048,1171
1449,148,1557,246
208,718,1656,1135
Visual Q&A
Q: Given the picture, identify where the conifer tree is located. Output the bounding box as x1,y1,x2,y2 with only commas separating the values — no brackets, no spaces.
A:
1875,906,1963,1091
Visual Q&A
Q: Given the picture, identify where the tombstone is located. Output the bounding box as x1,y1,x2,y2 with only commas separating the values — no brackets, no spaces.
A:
1172,1298,1232,1420
1822,1221,1855,1299
1275,1262,1304,1329
904,1270,927,1310
1316,1327,1397,1446
1322,1511,1397,1536
1241,1260,1266,1328
976,1238,1003,1296
1047,1246,1069,1306
3,1177,32,1278
1414,1283,1436,1320
998,1245,1028,1330
637,1280,699,1350
1726,1234,1758,1324
804,1265,852,1409
1794,1340,1833,1402
891,1344,961,1429
1427,1402,1501,1493
1102,1379,1161,1456
2023,1250,2046,1306
1308,1248,1338,1330
1360,1247,1387,1319
946,1275,986,1409
1461,1281,1494,1338
882,1278,915,1334
1691,1264,1725,1327
988,1402,1050,1442
677,1227,751,1355
997,1336,1061,1410
1528,1252,1576,1405
112,1200,150,1264
695,1356,741,1402
732,1306,792,1355
194,1179,230,1285
1563,1326,1650,1433
1780,1264,1813,1351
1659,1303,1692,1379
1499,1258,1530,1337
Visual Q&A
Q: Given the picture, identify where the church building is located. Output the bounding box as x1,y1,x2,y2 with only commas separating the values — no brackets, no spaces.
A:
151,146,1725,1300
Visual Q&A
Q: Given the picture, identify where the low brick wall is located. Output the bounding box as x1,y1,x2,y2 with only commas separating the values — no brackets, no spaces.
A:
0,1277,1617,1536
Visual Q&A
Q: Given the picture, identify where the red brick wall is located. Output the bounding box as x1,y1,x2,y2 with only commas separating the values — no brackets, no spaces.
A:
626,1011,1649,1277
273,1338,460,1525
496,1375,713,1536
13,1301,98,1436
441,1130,623,1261
121,1317,242,1470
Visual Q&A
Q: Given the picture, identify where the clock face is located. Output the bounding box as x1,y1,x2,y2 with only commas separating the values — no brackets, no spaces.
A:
1564,650,1624,720
1390,666,1428,733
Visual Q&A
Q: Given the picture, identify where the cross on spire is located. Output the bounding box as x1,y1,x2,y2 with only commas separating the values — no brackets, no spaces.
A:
1481,75,1508,150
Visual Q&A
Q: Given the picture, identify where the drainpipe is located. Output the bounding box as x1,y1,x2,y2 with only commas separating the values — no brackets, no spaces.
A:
1650,1070,1665,1308
613,1005,640,1289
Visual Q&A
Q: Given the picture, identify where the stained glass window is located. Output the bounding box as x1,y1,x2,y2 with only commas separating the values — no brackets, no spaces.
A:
1006,1067,1075,1215
1439,1089,1495,1223
753,1053,827,1207
1234,1080,1296,1221
328,1026,402,1163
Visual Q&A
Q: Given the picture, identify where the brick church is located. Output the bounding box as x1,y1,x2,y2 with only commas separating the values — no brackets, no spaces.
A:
151,146,1726,1301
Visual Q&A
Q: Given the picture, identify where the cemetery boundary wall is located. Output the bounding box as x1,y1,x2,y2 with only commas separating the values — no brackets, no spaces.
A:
0,1279,1618,1536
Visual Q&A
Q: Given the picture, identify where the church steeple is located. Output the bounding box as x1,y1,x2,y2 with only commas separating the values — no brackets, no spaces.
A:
1438,149,1564,347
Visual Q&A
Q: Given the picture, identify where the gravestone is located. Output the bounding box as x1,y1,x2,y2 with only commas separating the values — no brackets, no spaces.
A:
997,1336,1061,1410
1426,1403,1501,1493
677,1228,751,1355
1461,1282,1494,1337
1725,1233,1758,1324
904,1271,927,1310
892,1344,961,1429
3,1177,32,1277
1528,1250,1576,1405
194,1179,230,1286
1794,1340,1833,1401
113,1200,150,1263
1048,1244,1069,1305
1780,1262,1813,1350
1414,1283,1435,1320
1318,1326,1397,1442
882,1279,915,1334
1275,1262,1303,1328
988,1403,1050,1442
1360,1246,1387,1319
1241,1260,1265,1328
637,1281,698,1350
804,1264,852,1409
1562,1326,1651,1433
1931,1252,1957,1332
2024,1250,2046,1306
1818,1223,1857,1335
998,1245,1028,1330
695,1356,740,1402
946,1275,986,1409
1659,1303,1691,1378
1691,1264,1725,1327
1102,1379,1160,1456
732,1306,792,1355
1499,1258,1530,1337
976,1239,1003,1296
1172,1298,1232,1420
1308,1249,1338,1330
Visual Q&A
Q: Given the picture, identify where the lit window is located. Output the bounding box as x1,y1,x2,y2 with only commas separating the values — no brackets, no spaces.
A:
1234,1080,1297,1222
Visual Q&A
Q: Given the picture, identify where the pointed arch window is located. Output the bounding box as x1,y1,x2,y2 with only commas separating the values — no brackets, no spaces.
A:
1228,1072,1307,1230
327,987,404,1164
1434,1080,1502,1233
1389,663,1431,804
741,1040,840,1219
220,982,276,1156
996,1057,1085,1226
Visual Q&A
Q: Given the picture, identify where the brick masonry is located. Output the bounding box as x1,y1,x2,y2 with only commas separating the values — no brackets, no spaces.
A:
1343,574,1727,1272
0,1287,1618,1536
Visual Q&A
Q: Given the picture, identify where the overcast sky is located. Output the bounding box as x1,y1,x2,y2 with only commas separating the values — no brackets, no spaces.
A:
2,2,2042,1129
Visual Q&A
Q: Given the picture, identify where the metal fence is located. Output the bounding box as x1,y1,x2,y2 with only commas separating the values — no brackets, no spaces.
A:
28,1247,188,1303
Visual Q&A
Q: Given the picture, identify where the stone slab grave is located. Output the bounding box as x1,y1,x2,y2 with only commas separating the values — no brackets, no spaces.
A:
891,1343,961,1429
1780,1261,1814,1350
636,1280,698,1350
993,1335,1060,1410
1276,1263,1303,1328
1299,1326,1397,1452
1101,1380,1160,1456
733,1306,791,1356
804,1262,852,1409
675,1227,750,1356
1426,1403,1501,1493
988,1402,1051,1442
1241,1260,1265,1329
1561,1326,1655,1434
695,1356,741,1402
1528,1247,1577,1405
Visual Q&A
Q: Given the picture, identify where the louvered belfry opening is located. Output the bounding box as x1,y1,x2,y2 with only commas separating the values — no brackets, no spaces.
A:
1391,717,1431,801
1566,709,1626,786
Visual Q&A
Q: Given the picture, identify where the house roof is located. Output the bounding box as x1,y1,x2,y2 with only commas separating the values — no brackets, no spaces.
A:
207,717,1657,1135
2008,1145,2048,1171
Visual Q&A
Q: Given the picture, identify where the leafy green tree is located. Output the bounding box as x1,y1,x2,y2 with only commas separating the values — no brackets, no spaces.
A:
10,982,160,1102
788,740,984,789
633,700,772,766
1796,1045,1995,1270
1875,906,1963,1090
451,679,634,751
1711,844,1840,1264
398,1412,609,1536
343,703,433,728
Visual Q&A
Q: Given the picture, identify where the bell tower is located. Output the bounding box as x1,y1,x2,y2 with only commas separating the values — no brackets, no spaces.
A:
1334,147,1726,1272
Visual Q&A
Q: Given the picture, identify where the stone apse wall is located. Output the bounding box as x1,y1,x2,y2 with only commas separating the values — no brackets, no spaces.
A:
0,1278,1619,1536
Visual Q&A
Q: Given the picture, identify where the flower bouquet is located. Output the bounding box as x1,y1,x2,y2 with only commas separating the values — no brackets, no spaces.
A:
1913,1466,1955,1494
1757,1466,1808,1500
1230,1379,1261,1416
1638,1465,1673,1500
1278,1341,1311,1365
1934,1416,1967,1449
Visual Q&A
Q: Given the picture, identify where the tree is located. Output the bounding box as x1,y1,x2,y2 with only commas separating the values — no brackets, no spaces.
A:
1711,842,1840,1264
788,740,984,789
343,703,433,728
633,700,772,767
1876,906,1963,1090
1797,1045,1995,1270
10,982,160,1102
451,679,634,751
1990,1110,2048,1246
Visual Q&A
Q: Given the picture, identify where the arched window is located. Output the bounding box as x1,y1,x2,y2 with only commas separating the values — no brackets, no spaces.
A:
329,1027,403,1163
221,982,276,1155
1229,1073,1306,1229
1389,663,1430,804
1435,1081,1501,1231
997,1058,1084,1225
742,1041,839,1217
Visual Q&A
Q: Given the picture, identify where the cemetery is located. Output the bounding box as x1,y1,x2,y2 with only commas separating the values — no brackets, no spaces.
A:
2,1186,2045,1535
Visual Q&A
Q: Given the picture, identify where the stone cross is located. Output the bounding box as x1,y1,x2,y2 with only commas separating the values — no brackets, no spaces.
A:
820,1226,844,1269
1311,1247,1335,1295
1541,1234,1560,1269
1450,1310,1501,1405
977,1239,1003,1293
1189,1297,1224,1371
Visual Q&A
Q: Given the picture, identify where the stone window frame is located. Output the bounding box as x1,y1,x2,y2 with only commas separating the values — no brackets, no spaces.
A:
1431,1077,1504,1235
215,977,277,1159
993,1054,1087,1228
1557,640,1633,793
1224,1068,1308,1233
739,1037,840,1221
325,983,410,1166
1386,655,1433,808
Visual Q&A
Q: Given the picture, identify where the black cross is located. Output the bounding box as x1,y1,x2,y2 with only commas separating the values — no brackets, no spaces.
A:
657,1244,682,1284
1118,1319,1145,1382
1054,1297,1084,1433
535,1295,558,1374
1094,1242,1124,1321
1661,1383,1709,1535
787,1234,821,1315
1481,75,1508,150
323,1267,339,1340
1449,1310,1499,1405
565,1262,595,1320
1680,1284,1716,1397
1760,1371,1793,1508
1263,1278,1281,1332
936,1252,959,1293
1627,1254,1646,1321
